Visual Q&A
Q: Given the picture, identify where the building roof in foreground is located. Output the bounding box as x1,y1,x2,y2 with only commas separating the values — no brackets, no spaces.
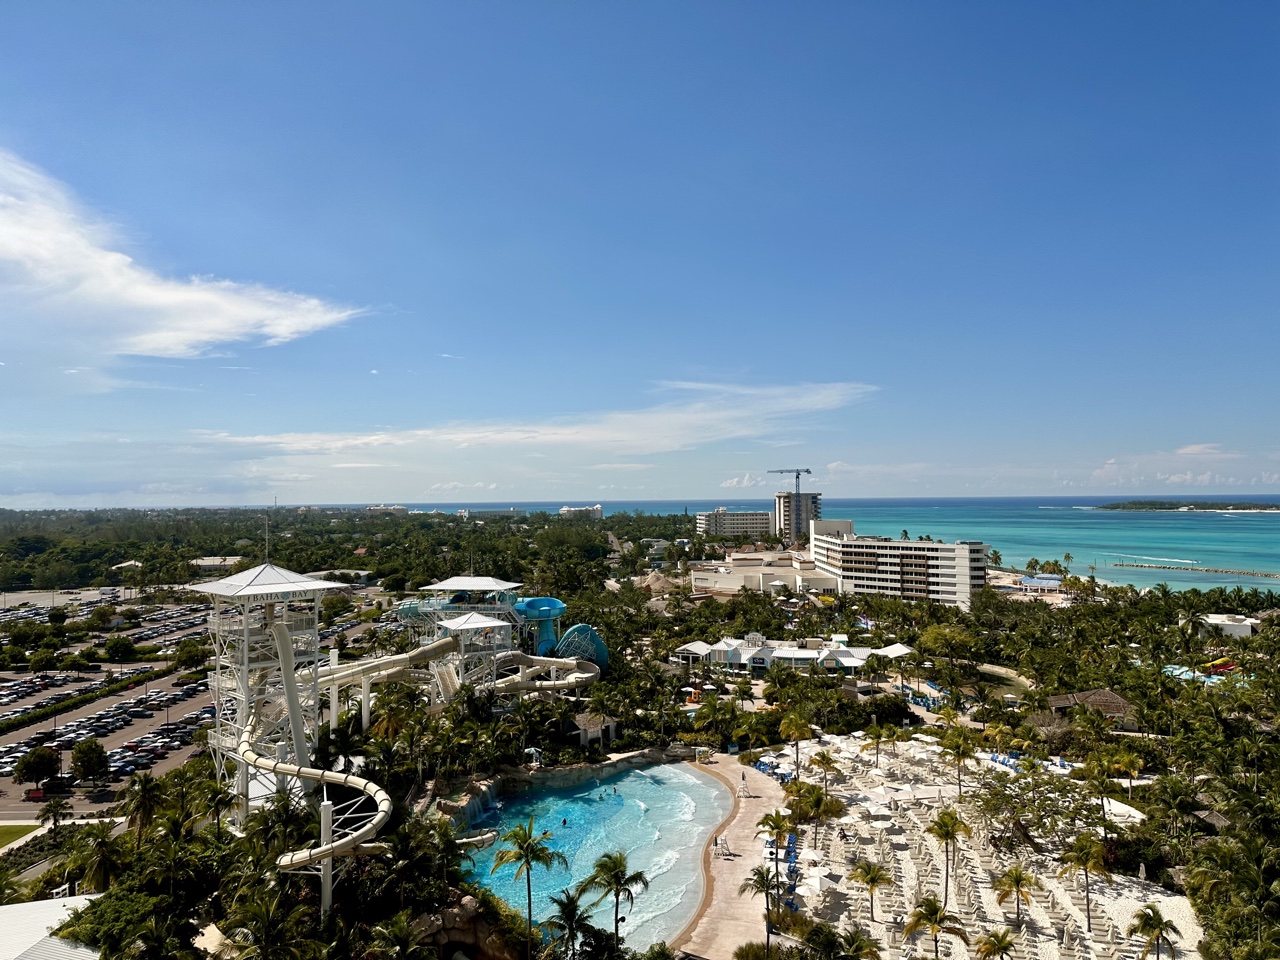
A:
14,938,100,960
0,896,99,960
196,563,344,599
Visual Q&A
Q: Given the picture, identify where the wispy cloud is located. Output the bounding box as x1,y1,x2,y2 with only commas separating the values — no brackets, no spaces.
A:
0,150,362,380
202,381,876,457
1175,443,1239,458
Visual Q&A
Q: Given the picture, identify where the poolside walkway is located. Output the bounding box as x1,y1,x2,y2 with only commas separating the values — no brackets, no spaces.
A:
671,758,786,960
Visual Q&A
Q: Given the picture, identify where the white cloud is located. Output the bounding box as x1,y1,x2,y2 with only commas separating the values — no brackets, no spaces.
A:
429,480,497,491
1174,443,1240,458
720,472,770,488
0,149,361,380
203,381,875,457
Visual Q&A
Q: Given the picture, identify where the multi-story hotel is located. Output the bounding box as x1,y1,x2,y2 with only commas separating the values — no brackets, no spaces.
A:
808,519,987,611
775,491,821,541
695,507,776,538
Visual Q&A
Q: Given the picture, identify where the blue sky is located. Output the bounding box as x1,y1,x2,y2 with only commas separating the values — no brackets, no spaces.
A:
0,3,1277,506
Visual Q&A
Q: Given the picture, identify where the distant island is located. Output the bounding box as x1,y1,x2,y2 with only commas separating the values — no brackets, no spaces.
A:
1098,499,1280,511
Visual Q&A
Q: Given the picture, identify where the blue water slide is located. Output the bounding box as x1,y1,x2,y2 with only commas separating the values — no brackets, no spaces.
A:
515,597,566,654
555,623,609,670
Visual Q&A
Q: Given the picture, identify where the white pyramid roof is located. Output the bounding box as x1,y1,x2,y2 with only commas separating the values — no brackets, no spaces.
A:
874,642,914,659
438,612,509,631
424,576,522,592
197,563,345,599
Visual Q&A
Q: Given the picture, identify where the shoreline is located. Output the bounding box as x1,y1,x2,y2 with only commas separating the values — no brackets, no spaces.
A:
668,758,787,959
669,760,741,950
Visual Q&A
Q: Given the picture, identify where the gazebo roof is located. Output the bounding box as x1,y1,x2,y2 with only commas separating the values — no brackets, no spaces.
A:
424,576,522,592
437,612,509,631
197,563,344,599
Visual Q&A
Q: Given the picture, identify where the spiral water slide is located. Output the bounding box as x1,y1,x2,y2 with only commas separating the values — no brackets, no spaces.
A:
234,628,598,870
230,624,396,869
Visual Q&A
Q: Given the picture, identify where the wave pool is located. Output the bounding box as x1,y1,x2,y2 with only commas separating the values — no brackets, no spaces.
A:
468,763,733,949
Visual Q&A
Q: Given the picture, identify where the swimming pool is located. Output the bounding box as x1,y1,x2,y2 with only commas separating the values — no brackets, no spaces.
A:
468,764,733,949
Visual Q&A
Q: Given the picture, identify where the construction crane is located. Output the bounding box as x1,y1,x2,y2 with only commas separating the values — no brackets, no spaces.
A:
768,468,812,543
768,468,811,495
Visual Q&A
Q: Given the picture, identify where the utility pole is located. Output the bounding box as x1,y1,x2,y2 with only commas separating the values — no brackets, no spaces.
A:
768,468,812,542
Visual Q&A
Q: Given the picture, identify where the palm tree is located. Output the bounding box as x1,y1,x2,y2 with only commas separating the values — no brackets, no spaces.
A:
757,808,791,896
926,808,970,907
202,777,236,842
578,850,650,942
1113,749,1145,800
368,910,435,959
848,860,893,922
942,730,977,798
838,927,882,960
546,887,598,960
803,923,846,960
120,771,168,843
991,862,1041,923
0,868,24,905
808,749,838,795
1058,833,1113,933
1127,903,1181,960
860,725,884,768
975,927,1020,960
492,816,569,960
64,820,125,892
779,708,812,769
738,865,780,954
226,891,322,960
903,895,969,959
39,796,73,838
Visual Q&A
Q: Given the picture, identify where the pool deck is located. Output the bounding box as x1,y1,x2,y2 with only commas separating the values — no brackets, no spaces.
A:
670,758,786,960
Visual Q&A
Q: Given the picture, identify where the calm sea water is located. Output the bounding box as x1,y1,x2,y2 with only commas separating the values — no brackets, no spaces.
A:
399,496,1280,591
468,764,731,949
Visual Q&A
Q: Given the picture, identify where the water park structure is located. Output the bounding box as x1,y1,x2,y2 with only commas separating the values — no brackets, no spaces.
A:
201,565,607,914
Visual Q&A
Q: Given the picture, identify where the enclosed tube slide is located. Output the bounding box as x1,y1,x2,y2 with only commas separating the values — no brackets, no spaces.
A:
514,597,566,654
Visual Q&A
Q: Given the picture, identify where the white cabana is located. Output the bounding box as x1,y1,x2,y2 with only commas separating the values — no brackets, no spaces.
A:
437,612,509,631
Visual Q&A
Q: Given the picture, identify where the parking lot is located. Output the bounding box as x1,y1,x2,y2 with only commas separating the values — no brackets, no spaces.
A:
0,669,213,818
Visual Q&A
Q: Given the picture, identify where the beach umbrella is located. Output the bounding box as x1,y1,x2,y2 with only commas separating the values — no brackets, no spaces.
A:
680,686,695,692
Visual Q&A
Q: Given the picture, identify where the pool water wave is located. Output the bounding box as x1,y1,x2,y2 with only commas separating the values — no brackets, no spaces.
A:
468,764,732,949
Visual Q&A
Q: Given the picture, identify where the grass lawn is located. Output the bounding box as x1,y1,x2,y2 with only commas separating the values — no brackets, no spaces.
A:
0,824,39,847
976,667,1029,699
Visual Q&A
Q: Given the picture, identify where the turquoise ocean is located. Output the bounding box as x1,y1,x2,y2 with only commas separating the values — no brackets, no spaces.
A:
403,496,1280,592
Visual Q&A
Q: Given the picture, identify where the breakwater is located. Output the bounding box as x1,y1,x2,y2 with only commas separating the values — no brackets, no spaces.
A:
1113,563,1280,580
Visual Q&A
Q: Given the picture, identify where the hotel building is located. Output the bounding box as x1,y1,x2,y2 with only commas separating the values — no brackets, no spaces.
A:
695,507,776,538
809,519,987,611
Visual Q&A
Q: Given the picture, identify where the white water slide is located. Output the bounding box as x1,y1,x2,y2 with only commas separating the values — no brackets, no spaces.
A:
201,564,598,895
